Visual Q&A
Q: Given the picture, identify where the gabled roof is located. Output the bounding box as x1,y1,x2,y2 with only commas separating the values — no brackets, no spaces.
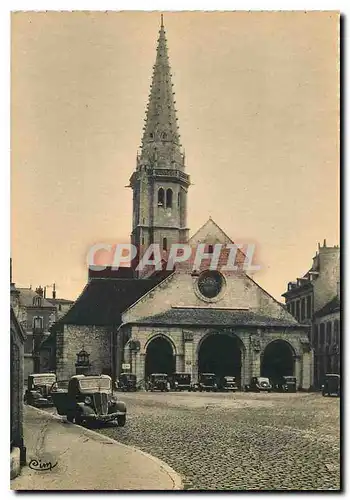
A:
189,217,234,245
17,288,56,309
125,308,305,328
314,295,340,318
54,273,169,327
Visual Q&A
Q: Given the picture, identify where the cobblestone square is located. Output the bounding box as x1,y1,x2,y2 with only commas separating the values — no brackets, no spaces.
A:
98,391,340,491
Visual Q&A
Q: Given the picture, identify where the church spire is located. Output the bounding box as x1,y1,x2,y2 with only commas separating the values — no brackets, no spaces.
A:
140,15,184,170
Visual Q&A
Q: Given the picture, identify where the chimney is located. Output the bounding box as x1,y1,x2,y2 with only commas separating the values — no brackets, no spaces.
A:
35,286,44,297
323,238,327,247
44,286,46,298
53,283,56,300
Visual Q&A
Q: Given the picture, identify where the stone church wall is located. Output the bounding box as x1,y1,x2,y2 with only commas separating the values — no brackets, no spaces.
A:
56,324,111,380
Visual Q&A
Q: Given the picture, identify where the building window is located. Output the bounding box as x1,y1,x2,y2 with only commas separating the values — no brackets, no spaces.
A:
161,132,167,140
166,188,173,208
296,300,300,321
313,324,318,346
306,295,312,319
301,297,306,321
320,323,325,347
149,133,154,139
158,188,165,207
33,316,43,330
334,319,339,345
33,296,42,307
162,237,167,251
208,244,214,254
197,270,224,299
291,301,295,317
326,322,332,346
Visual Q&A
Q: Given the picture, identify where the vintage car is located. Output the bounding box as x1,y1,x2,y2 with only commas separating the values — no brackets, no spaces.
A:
273,376,297,393
50,375,127,426
219,375,238,392
24,373,57,407
197,373,218,392
322,374,340,397
146,373,169,392
118,373,137,392
169,373,191,391
245,376,272,393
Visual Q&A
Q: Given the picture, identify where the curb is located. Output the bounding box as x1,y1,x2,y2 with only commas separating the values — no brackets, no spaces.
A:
27,406,183,490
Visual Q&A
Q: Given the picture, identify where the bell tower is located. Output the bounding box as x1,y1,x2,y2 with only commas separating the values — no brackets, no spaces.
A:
129,16,190,262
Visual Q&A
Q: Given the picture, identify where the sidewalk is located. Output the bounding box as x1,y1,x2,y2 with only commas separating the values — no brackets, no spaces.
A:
11,406,183,491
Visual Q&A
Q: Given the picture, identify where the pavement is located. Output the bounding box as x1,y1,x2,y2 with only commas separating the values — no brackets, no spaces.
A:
97,391,341,491
10,405,183,491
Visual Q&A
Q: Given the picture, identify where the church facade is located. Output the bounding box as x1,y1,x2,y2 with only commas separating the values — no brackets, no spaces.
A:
47,17,313,390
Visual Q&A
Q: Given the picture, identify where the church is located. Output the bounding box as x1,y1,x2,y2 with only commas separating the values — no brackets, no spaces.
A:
45,17,313,390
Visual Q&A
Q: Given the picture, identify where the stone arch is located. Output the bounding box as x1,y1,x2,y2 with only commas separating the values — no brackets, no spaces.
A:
197,331,246,388
144,334,176,378
261,339,296,383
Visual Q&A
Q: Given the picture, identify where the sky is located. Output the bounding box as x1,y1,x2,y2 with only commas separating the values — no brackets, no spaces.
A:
11,10,339,301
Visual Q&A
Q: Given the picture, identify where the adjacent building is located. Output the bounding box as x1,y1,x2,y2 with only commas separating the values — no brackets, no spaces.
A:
282,240,340,387
10,268,26,479
45,18,313,391
12,281,74,381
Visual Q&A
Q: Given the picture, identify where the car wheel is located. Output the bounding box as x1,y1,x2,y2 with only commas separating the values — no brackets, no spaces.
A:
117,415,126,427
66,413,74,423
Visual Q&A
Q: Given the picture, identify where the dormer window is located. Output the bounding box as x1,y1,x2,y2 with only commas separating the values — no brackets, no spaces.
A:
208,245,214,254
161,132,167,140
33,296,42,307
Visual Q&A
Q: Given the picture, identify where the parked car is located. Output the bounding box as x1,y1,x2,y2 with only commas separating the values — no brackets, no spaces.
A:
146,373,169,392
50,374,127,426
245,376,272,393
219,375,238,392
118,373,137,392
24,373,57,407
273,376,297,393
198,373,218,392
169,373,191,391
322,374,340,397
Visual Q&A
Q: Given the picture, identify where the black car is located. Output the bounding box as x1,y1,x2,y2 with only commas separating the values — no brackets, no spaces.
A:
273,376,297,393
146,373,169,392
170,373,191,391
51,375,127,426
219,376,238,392
197,373,218,392
118,373,137,392
24,373,57,407
245,377,272,393
322,374,340,397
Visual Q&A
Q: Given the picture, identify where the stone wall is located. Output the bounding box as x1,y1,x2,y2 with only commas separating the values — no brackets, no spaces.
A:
122,270,298,326
56,324,112,380
313,247,340,313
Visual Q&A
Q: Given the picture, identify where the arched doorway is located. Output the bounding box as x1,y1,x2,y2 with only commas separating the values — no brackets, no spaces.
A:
198,333,244,387
261,340,295,383
145,336,175,378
